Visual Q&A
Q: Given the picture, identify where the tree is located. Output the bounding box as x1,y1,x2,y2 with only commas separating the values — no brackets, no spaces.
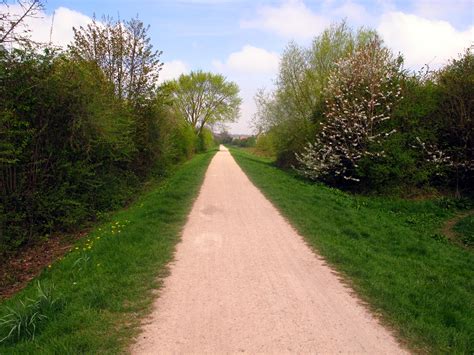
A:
70,16,163,103
165,71,241,134
297,38,403,183
422,47,474,197
252,21,378,167
0,0,44,46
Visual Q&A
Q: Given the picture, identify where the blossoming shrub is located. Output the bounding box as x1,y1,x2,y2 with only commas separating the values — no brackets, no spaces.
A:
297,38,402,184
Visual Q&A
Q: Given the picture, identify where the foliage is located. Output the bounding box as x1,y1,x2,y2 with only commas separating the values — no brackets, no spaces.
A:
0,11,209,252
231,136,256,148
0,0,44,46
172,123,198,160
214,130,233,144
0,151,215,353
197,128,216,152
252,22,377,167
254,132,276,157
453,214,474,247
230,147,474,354
431,47,474,196
297,38,402,183
70,16,163,103
165,70,241,134
0,48,139,251
254,20,472,196
359,71,442,193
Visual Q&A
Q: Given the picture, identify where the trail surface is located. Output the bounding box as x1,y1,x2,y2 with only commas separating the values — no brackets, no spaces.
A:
132,146,406,354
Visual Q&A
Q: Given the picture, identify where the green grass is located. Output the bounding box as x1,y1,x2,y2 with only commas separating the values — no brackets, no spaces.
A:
229,147,474,354
454,214,474,247
0,150,216,354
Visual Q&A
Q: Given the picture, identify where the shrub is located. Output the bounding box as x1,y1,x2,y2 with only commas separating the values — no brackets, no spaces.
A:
297,38,402,184
0,47,189,252
255,132,276,157
172,124,197,160
197,128,215,152
433,47,474,197
252,22,378,168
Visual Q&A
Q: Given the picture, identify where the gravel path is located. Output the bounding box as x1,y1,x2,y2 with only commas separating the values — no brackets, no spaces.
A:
132,146,407,354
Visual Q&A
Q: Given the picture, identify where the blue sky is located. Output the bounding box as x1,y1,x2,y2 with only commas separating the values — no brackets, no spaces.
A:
6,0,474,133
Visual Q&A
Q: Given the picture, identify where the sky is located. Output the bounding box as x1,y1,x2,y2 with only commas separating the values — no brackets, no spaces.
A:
3,0,474,133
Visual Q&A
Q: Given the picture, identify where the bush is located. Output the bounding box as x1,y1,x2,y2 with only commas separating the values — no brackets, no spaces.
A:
197,128,215,152
231,136,256,148
297,38,403,184
434,47,474,196
171,124,197,161
255,133,276,156
252,22,377,168
364,73,443,192
0,47,198,253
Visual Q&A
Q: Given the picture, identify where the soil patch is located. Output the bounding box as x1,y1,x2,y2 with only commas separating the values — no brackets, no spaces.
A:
0,232,85,300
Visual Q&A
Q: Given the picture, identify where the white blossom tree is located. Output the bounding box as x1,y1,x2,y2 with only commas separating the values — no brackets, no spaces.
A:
297,38,402,182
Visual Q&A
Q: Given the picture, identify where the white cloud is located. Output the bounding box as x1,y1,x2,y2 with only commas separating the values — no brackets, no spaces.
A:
47,7,92,46
212,46,279,134
332,1,370,26
378,12,474,69
241,0,329,40
1,4,93,47
413,0,473,23
159,60,188,83
212,45,280,74
228,94,258,134
176,0,239,3
234,2,473,133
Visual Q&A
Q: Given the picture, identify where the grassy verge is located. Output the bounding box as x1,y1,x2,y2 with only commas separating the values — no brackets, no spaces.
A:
454,214,474,247
0,150,216,354
229,147,473,354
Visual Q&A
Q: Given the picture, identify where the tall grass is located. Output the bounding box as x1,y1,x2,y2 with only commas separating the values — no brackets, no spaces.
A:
0,281,63,344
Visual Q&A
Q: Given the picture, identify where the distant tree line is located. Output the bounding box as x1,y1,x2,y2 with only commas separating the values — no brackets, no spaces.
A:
253,22,473,197
0,1,241,253
215,131,256,148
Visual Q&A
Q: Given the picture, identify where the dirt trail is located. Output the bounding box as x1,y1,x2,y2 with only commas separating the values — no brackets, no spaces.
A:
132,146,406,354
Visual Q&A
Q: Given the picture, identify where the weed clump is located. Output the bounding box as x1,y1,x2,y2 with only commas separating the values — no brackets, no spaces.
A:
0,282,64,344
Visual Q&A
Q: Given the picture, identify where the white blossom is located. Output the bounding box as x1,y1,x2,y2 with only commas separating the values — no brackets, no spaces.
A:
297,38,402,182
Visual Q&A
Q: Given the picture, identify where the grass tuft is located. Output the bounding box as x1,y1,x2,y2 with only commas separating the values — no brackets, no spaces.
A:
0,281,63,344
